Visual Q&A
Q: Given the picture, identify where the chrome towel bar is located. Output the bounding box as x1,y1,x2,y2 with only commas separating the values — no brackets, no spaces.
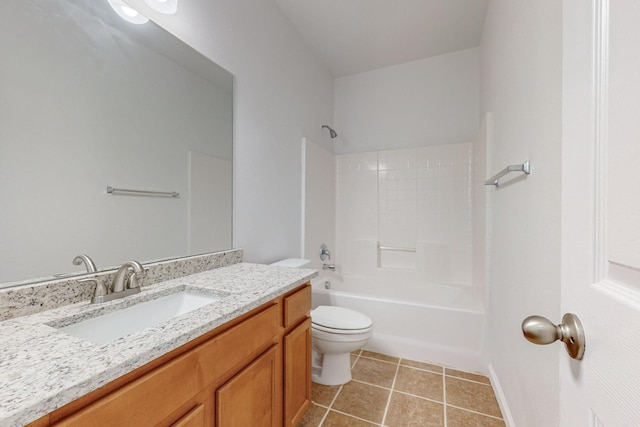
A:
107,186,180,198
484,160,530,187
377,242,416,253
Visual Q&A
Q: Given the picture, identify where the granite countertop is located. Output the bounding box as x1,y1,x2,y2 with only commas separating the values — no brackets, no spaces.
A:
0,263,317,427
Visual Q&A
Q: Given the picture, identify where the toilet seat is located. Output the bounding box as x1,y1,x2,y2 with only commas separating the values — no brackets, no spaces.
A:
312,323,372,335
311,306,373,335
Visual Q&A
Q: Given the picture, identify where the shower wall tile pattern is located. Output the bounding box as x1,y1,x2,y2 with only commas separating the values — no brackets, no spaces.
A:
378,149,418,247
336,152,379,275
336,143,473,285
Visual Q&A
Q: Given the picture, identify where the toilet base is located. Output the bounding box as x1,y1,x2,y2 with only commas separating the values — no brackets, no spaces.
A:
311,351,353,386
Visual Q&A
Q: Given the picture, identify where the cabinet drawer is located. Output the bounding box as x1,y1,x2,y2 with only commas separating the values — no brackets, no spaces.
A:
54,351,199,426
283,285,311,328
196,303,280,386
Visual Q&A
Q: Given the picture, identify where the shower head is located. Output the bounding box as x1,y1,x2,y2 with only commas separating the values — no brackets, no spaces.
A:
322,125,338,139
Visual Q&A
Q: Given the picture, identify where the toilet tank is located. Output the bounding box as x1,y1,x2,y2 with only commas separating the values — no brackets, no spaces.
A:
269,258,311,268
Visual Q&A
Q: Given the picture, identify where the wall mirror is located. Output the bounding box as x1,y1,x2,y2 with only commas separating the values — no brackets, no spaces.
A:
0,0,233,287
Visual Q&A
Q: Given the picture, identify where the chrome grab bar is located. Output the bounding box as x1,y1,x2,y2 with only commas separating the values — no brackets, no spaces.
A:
484,160,530,187
107,186,179,198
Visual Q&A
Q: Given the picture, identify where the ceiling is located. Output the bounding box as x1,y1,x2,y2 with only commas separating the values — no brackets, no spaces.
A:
275,0,489,77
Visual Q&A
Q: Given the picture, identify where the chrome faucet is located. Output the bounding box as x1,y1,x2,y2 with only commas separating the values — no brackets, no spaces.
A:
88,260,145,304
322,263,336,271
73,254,97,273
111,260,144,293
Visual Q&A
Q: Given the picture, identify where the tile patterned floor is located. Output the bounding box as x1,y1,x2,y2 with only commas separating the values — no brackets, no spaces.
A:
298,350,506,427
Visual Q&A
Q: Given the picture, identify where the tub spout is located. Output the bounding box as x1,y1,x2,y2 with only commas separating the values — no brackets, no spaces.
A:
323,263,336,271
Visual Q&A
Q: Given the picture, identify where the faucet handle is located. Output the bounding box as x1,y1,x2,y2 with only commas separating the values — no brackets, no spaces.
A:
320,243,331,261
126,268,147,289
79,278,109,303
126,273,140,289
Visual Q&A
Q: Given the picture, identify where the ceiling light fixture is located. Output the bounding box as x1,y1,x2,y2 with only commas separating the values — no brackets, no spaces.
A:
144,0,178,15
107,0,149,25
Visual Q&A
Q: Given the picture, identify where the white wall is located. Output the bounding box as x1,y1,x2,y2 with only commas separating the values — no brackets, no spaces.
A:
481,1,562,426
334,48,479,154
123,0,335,264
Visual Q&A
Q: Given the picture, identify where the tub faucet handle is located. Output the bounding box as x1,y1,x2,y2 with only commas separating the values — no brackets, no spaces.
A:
320,243,331,261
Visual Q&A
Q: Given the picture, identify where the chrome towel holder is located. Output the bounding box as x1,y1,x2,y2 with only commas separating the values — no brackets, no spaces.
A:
484,160,530,187
107,186,180,198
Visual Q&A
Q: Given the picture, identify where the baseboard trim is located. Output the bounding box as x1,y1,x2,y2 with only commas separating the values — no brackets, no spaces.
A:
488,363,516,427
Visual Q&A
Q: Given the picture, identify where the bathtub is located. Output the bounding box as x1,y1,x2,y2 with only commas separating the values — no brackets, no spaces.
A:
311,274,486,373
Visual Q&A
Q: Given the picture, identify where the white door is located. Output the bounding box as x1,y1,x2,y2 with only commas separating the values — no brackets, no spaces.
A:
560,0,640,425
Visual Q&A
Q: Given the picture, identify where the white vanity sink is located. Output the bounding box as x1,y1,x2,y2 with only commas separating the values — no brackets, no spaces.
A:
58,291,222,344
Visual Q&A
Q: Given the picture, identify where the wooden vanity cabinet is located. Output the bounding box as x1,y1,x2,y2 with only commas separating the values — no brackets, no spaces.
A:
283,286,312,427
31,283,311,427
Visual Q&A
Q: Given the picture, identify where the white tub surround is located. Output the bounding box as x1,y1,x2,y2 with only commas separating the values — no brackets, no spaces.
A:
335,144,475,288
0,263,317,427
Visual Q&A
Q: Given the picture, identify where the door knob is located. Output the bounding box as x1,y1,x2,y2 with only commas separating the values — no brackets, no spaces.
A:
521,313,585,360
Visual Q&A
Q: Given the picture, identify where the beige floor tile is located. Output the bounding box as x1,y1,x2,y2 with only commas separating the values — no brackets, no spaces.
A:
351,354,358,367
445,377,502,418
394,366,444,402
331,381,390,424
307,350,506,427
400,358,444,374
445,368,491,385
311,383,341,406
384,392,444,427
352,357,398,388
446,406,505,427
322,411,379,426
297,403,328,427
361,350,400,363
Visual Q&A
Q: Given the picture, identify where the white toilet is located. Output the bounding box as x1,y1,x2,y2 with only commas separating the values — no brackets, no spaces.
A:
310,305,373,385
269,258,374,386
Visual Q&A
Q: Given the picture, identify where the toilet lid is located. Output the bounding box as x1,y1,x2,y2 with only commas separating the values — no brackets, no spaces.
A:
311,306,373,331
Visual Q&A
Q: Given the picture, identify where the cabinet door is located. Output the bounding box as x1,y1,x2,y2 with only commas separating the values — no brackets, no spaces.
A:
284,318,312,427
216,346,281,427
171,404,205,427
